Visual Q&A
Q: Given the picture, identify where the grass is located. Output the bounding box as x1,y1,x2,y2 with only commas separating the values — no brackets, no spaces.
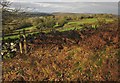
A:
2,26,82,41
68,18,114,25
2,18,114,41
57,27,82,32
15,26,37,32
67,18,97,25
2,17,119,81
1,31,40,41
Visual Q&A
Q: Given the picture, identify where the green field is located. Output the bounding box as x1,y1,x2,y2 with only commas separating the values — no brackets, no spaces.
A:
2,18,114,40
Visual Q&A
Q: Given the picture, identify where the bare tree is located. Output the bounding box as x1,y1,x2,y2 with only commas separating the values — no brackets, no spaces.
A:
0,0,26,35
0,0,11,10
0,0,12,40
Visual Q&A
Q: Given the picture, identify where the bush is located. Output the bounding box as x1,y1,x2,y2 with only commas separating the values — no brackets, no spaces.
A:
56,18,68,27
18,22,32,29
44,18,56,28
1,41,17,60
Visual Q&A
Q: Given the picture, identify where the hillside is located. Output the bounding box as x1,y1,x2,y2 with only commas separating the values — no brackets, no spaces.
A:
2,22,119,81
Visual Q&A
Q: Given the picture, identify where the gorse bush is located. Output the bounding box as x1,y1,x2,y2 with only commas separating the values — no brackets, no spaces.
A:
1,42,17,59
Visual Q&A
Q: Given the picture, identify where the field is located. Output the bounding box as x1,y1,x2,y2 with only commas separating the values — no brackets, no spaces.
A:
1,13,120,81
3,17,114,40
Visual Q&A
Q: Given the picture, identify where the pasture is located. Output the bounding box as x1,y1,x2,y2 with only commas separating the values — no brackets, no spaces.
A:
2,17,114,40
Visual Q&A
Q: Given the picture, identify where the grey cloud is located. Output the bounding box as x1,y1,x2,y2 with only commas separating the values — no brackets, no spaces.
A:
10,2,118,14
8,0,119,2
60,0,119,2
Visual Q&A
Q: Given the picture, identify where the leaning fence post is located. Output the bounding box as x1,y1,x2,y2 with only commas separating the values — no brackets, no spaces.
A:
23,29,27,54
19,31,23,54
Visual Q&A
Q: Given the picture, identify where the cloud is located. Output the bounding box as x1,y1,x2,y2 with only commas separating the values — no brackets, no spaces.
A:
7,0,61,3
9,2,118,14
60,0,119,2
35,3,52,7
7,0,119,2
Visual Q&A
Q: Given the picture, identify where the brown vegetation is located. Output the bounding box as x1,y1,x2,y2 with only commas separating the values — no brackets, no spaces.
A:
2,23,119,81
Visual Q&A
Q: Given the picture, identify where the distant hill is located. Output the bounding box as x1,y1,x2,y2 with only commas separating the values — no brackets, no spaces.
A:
24,12,54,17
52,12,117,15
52,12,85,16
52,12,118,18
52,12,97,15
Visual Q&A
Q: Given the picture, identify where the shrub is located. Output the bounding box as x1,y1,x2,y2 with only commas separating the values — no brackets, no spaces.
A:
18,22,32,29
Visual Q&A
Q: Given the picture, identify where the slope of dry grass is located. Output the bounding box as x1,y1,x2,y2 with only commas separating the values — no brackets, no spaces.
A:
2,23,119,81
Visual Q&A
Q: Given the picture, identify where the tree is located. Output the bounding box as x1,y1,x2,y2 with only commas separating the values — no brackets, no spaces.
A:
0,0,12,39
36,23,45,32
0,0,28,34
56,17,67,27
28,17,44,26
1,0,18,25
44,17,56,28
0,0,11,12
97,18,106,27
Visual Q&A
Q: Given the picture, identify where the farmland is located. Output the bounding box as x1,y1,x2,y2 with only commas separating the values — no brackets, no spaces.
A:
2,16,115,40
1,12,120,81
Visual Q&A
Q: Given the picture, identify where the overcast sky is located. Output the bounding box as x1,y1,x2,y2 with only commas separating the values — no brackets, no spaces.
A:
7,0,120,2
7,0,119,14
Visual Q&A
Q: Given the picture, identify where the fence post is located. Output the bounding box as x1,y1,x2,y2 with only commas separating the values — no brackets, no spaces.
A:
19,31,23,54
2,30,5,46
23,29,27,54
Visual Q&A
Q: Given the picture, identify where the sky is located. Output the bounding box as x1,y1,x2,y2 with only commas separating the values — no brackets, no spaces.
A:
6,0,119,14
7,0,120,2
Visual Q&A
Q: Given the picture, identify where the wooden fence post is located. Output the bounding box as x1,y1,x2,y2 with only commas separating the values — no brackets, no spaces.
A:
23,30,27,54
19,31,23,54
2,30,5,45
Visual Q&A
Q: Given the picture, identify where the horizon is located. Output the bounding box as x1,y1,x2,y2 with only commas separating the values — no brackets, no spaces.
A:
26,11,118,15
